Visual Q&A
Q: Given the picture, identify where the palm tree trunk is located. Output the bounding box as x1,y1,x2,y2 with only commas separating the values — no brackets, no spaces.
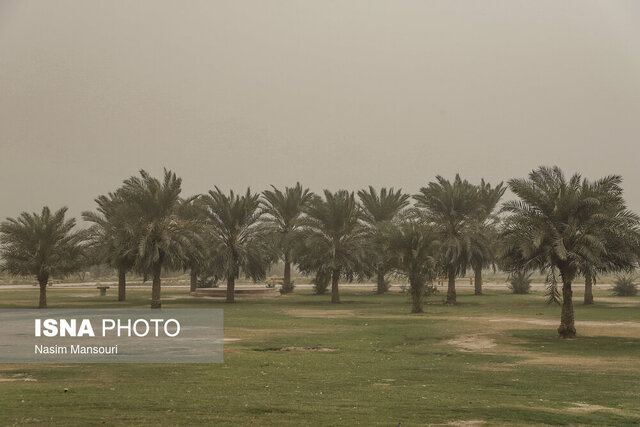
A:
117,266,126,302
558,278,576,338
583,273,594,305
151,263,162,309
474,264,482,296
283,252,292,294
226,276,235,303
446,265,456,304
410,277,424,313
331,269,340,303
38,276,48,309
190,270,197,293
376,266,388,294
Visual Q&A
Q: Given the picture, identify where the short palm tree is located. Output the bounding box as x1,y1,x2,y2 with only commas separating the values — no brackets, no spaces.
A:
202,187,272,303
0,207,84,308
358,186,410,294
261,183,314,293
501,166,640,338
119,169,201,309
83,190,137,301
298,190,370,303
414,175,482,304
382,220,440,313
577,178,635,305
469,180,505,295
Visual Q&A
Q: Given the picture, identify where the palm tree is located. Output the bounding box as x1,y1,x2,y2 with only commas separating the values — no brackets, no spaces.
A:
501,166,640,338
119,169,201,309
414,175,482,304
261,183,313,294
578,178,634,305
83,190,137,301
382,220,440,312
175,196,212,293
469,180,505,295
298,190,370,303
358,186,410,294
0,207,84,308
202,188,272,303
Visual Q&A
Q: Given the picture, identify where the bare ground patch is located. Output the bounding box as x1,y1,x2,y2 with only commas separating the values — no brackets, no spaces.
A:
447,335,496,352
567,402,615,413
0,373,37,382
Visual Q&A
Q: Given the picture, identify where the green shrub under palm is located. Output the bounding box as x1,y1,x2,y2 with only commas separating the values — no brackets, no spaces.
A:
612,275,638,297
508,271,532,294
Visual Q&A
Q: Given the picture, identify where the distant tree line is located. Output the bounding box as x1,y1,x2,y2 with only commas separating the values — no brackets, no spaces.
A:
1,166,639,338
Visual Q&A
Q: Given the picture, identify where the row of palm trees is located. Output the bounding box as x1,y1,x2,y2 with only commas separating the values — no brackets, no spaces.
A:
1,166,639,338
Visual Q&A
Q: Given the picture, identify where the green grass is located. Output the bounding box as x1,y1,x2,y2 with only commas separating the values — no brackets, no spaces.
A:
1,287,639,425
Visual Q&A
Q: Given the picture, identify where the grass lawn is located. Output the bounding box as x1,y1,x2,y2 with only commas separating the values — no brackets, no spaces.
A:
1,286,639,426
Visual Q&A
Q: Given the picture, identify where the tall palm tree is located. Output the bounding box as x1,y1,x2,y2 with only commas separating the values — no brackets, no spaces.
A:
0,207,84,308
501,166,640,338
175,196,212,293
469,180,505,295
119,169,201,309
414,175,482,304
202,187,271,303
382,220,440,313
298,190,370,303
358,186,410,294
82,190,137,301
261,183,313,294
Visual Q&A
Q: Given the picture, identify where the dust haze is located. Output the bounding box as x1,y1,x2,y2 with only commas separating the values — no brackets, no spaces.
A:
1,0,639,221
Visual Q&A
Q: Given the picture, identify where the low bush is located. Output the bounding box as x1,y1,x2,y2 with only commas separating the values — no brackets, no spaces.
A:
508,271,532,294
612,275,638,297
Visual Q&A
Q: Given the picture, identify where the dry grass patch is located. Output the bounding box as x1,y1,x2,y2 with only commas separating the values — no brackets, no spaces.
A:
447,335,497,352
567,402,615,413
446,420,486,426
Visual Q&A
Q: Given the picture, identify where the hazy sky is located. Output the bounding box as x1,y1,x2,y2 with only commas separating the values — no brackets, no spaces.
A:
1,0,639,222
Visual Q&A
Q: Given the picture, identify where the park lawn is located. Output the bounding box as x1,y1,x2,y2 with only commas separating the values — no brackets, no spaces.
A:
0,287,639,426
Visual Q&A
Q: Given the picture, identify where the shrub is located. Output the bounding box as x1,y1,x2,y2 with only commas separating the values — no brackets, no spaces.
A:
611,275,638,297
424,283,439,296
508,271,532,294
312,271,330,295
197,276,219,288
